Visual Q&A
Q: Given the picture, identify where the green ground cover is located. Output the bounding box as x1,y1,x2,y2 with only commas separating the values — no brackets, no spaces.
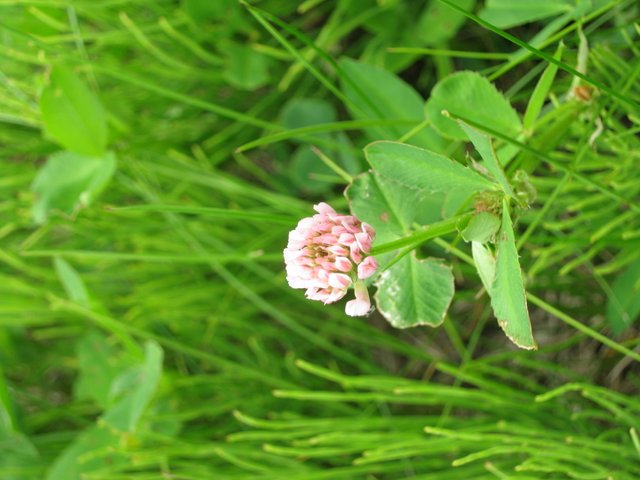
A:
1,0,640,478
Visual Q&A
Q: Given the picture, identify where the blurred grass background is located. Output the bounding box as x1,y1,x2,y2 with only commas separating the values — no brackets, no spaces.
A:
1,0,640,478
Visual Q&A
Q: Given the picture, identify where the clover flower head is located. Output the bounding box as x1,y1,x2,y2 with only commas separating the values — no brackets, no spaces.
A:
284,203,378,316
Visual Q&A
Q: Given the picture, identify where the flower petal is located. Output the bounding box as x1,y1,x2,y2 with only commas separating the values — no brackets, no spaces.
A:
357,256,378,279
313,202,336,216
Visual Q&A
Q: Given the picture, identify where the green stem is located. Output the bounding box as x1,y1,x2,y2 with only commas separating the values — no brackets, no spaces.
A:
388,47,512,60
372,213,471,256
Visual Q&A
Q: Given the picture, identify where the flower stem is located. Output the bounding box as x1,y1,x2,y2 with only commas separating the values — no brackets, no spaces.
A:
372,212,472,256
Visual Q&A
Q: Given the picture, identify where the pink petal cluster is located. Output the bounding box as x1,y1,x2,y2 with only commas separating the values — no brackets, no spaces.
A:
284,203,378,316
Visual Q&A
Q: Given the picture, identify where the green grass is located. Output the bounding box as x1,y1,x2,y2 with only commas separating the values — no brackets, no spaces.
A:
1,0,640,478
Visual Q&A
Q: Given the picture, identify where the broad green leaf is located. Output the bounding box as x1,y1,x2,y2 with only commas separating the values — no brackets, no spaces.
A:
74,332,130,409
442,189,474,218
346,172,419,243
414,193,448,226
425,71,521,141
101,341,163,432
347,171,435,271
357,3,414,72
457,120,515,197
472,241,496,293
280,99,340,194
462,212,501,243
375,254,454,328
334,131,361,175
490,200,536,349
290,146,336,194
224,44,270,91
364,141,497,195
31,150,117,224
280,99,360,192
54,257,90,307
40,66,108,156
606,259,640,335
280,98,336,131
479,0,574,29
417,0,475,46
45,425,123,480
363,1,407,37
339,58,446,152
